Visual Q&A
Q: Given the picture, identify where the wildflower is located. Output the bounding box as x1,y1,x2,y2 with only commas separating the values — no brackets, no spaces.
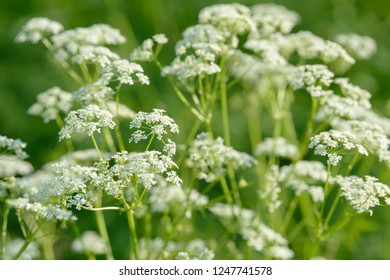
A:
315,95,367,121
152,34,169,45
72,231,105,255
187,133,256,182
279,161,327,200
59,105,116,140
72,82,114,105
109,151,182,190
0,156,33,177
162,55,221,82
129,109,179,143
175,24,227,57
250,4,300,36
71,45,120,68
130,38,154,61
210,203,293,259
334,78,371,109
15,17,63,44
309,130,368,166
99,59,149,85
254,137,298,160
28,87,73,123
258,165,282,213
198,4,256,36
335,33,377,60
175,240,215,260
279,31,355,66
331,120,390,163
244,38,288,67
0,135,29,159
291,64,334,92
335,175,390,215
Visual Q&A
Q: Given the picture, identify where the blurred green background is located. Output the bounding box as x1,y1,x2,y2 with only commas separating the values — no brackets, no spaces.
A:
1,0,390,259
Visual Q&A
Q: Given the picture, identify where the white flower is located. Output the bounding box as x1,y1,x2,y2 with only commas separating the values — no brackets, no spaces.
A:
99,59,149,85
0,135,29,159
199,4,256,36
72,82,114,105
334,78,371,109
250,4,300,36
59,105,116,140
130,38,154,61
335,33,377,60
28,87,73,123
0,156,33,177
15,17,63,44
71,45,120,67
129,109,179,143
335,175,390,215
72,231,105,255
162,55,221,82
309,130,368,166
291,64,334,92
152,34,168,45
187,133,256,182
254,137,298,160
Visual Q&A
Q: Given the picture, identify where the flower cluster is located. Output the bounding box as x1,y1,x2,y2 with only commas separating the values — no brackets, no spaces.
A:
99,59,149,86
335,175,390,215
15,17,63,44
309,130,368,165
59,105,115,140
130,34,169,62
187,133,256,182
0,135,29,160
28,87,73,123
129,109,179,143
254,137,298,160
210,203,293,259
335,33,377,60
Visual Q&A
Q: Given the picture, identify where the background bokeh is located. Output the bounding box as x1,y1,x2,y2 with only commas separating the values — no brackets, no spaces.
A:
1,0,389,259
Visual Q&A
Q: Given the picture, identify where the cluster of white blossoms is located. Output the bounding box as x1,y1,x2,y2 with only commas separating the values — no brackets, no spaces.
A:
6,197,76,221
28,87,73,123
187,133,256,182
198,4,256,37
335,33,377,60
0,156,33,177
334,78,371,109
279,161,327,202
309,130,368,166
210,203,293,259
59,105,115,140
99,59,150,86
279,31,355,66
259,165,282,213
250,4,300,37
334,175,390,215
130,34,169,62
72,82,114,105
129,109,179,144
15,17,63,44
290,64,334,98
148,177,208,213
51,23,126,64
175,239,215,260
254,137,298,160
0,135,29,160
72,231,105,255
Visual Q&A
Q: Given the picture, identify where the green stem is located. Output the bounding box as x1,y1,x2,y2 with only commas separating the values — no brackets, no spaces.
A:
114,84,126,151
220,73,231,146
103,127,117,153
12,221,45,260
298,98,319,161
94,189,114,260
41,38,84,85
80,62,92,84
91,134,104,161
145,133,155,151
127,209,139,260
1,206,10,260
220,176,234,205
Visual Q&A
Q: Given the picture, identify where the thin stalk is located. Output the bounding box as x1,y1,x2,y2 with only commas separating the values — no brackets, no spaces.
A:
80,62,92,84
145,133,155,151
1,206,10,259
12,221,45,260
176,119,201,167
298,98,319,161
103,128,117,153
41,38,84,85
91,134,104,161
220,176,234,205
114,84,125,151
220,73,231,146
127,209,139,260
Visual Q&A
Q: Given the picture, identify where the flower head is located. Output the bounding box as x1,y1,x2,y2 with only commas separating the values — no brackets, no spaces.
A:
59,105,115,140
15,17,63,44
